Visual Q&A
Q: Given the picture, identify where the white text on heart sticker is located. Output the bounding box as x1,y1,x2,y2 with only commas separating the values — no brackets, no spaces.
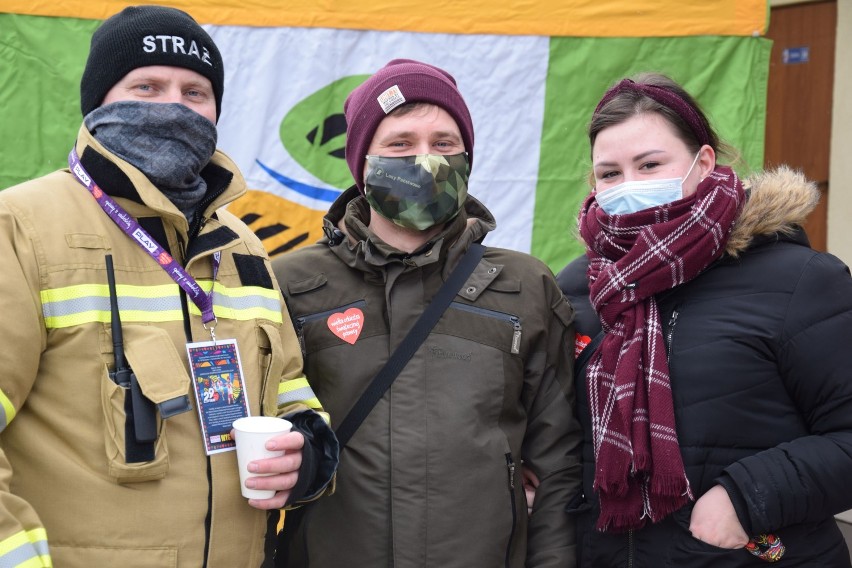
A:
327,308,364,345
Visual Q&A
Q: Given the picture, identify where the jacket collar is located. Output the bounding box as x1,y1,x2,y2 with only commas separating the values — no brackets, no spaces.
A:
726,166,819,257
321,185,497,276
72,123,246,234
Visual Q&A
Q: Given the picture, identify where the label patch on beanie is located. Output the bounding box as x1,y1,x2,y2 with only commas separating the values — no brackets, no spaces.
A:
377,85,406,114
142,35,213,66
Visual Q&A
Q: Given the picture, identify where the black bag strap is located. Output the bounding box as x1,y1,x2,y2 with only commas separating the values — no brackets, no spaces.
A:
334,243,486,450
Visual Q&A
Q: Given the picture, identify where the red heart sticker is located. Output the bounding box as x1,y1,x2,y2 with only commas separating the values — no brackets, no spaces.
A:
327,308,364,345
574,333,592,358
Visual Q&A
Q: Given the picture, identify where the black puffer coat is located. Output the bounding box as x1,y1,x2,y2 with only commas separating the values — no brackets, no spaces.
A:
557,168,852,567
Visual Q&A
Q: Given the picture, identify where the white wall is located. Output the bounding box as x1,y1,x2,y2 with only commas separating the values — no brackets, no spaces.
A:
827,0,852,265
769,0,850,264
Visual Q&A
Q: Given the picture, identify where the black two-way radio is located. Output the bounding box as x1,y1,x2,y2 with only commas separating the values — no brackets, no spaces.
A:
105,254,158,445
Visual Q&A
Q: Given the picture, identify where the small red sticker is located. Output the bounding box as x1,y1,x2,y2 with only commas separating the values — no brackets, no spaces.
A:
574,333,592,358
327,308,364,345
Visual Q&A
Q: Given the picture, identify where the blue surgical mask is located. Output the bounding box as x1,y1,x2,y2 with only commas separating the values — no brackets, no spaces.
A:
595,152,701,215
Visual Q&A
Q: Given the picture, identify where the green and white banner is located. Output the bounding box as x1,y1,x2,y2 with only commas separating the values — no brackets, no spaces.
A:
0,2,771,270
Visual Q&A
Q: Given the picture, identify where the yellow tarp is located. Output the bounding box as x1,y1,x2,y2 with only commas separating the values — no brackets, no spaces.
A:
0,0,768,37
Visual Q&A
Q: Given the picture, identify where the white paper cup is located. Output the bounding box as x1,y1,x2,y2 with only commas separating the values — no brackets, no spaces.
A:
233,416,292,499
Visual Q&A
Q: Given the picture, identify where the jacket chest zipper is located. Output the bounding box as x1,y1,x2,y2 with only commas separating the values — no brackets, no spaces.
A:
504,453,517,568
172,231,211,566
189,189,220,240
294,300,368,353
627,529,634,568
174,237,196,341
665,308,680,363
449,302,522,354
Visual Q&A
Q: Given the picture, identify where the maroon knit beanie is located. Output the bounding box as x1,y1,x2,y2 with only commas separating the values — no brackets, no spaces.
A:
344,58,474,191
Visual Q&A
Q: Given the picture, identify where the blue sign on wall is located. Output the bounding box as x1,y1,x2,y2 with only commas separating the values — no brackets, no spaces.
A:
782,46,810,65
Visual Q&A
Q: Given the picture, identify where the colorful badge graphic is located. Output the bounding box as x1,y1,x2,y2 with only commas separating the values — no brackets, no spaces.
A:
746,533,785,562
327,308,364,345
187,339,250,455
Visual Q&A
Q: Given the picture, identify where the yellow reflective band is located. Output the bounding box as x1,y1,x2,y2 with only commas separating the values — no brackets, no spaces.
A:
44,309,185,329
0,527,51,567
42,282,282,328
294,397,322,410
279,377,310,393
278,377,322,410
0,388,17,432
189,285,283,323
214,285,281,300
41,283,176,302
41,283,185,328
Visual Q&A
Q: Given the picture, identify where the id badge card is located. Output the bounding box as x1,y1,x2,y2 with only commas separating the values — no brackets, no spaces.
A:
187,339,250,455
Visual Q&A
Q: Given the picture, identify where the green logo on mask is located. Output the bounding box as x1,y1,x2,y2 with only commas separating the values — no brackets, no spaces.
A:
279,75,370,189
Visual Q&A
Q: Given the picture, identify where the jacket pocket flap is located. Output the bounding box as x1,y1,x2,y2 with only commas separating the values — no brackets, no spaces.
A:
288,273,328,295
459,259,519,301
553,298,576,328
487,278,521,293
66,233,109,249
123,326,190,404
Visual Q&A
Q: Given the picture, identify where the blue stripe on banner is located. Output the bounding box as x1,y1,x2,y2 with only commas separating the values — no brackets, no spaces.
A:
256,159,341,203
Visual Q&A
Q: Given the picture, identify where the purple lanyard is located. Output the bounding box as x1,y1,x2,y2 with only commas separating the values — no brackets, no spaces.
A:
68,148,219,328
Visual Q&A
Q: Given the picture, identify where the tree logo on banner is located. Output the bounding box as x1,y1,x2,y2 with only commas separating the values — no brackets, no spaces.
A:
227,75,369,258
281,74,369,189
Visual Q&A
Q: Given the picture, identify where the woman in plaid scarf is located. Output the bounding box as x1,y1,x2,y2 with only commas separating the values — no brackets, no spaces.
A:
563,73,852,567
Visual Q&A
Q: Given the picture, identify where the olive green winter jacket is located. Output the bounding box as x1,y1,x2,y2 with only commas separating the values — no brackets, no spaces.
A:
273,188,582,568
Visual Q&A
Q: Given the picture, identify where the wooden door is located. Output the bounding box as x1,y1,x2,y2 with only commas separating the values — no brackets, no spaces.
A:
764,0,836,251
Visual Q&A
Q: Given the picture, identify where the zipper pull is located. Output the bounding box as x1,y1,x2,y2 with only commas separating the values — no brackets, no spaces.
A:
667,310,679,328
665,308,680,362
510,318,522,355
506,454,516,489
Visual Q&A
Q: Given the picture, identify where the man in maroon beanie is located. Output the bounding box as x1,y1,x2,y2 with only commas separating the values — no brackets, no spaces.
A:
272,58,582,567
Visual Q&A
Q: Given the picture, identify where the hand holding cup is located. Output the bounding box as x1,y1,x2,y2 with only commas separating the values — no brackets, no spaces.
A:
233,416,296,501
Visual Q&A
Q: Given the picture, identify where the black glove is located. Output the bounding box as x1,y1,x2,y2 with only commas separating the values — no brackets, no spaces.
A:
284,410,339,505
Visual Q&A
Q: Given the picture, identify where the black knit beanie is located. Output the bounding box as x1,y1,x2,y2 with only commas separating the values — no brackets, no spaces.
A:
80,5,224,120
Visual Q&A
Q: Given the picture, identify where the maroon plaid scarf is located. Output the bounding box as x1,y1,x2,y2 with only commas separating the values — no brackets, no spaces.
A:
578,166,744,532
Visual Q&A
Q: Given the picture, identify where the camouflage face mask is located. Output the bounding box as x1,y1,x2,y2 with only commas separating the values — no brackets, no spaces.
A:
364,152,470,231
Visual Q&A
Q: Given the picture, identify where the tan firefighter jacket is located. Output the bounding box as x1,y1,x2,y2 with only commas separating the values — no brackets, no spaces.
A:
0,125,327,567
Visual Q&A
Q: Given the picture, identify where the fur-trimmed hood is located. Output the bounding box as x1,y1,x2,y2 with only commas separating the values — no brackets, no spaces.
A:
726,166,820,257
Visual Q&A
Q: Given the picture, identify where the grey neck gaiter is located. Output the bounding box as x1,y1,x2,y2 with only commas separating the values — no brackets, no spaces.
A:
85,101,218,224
